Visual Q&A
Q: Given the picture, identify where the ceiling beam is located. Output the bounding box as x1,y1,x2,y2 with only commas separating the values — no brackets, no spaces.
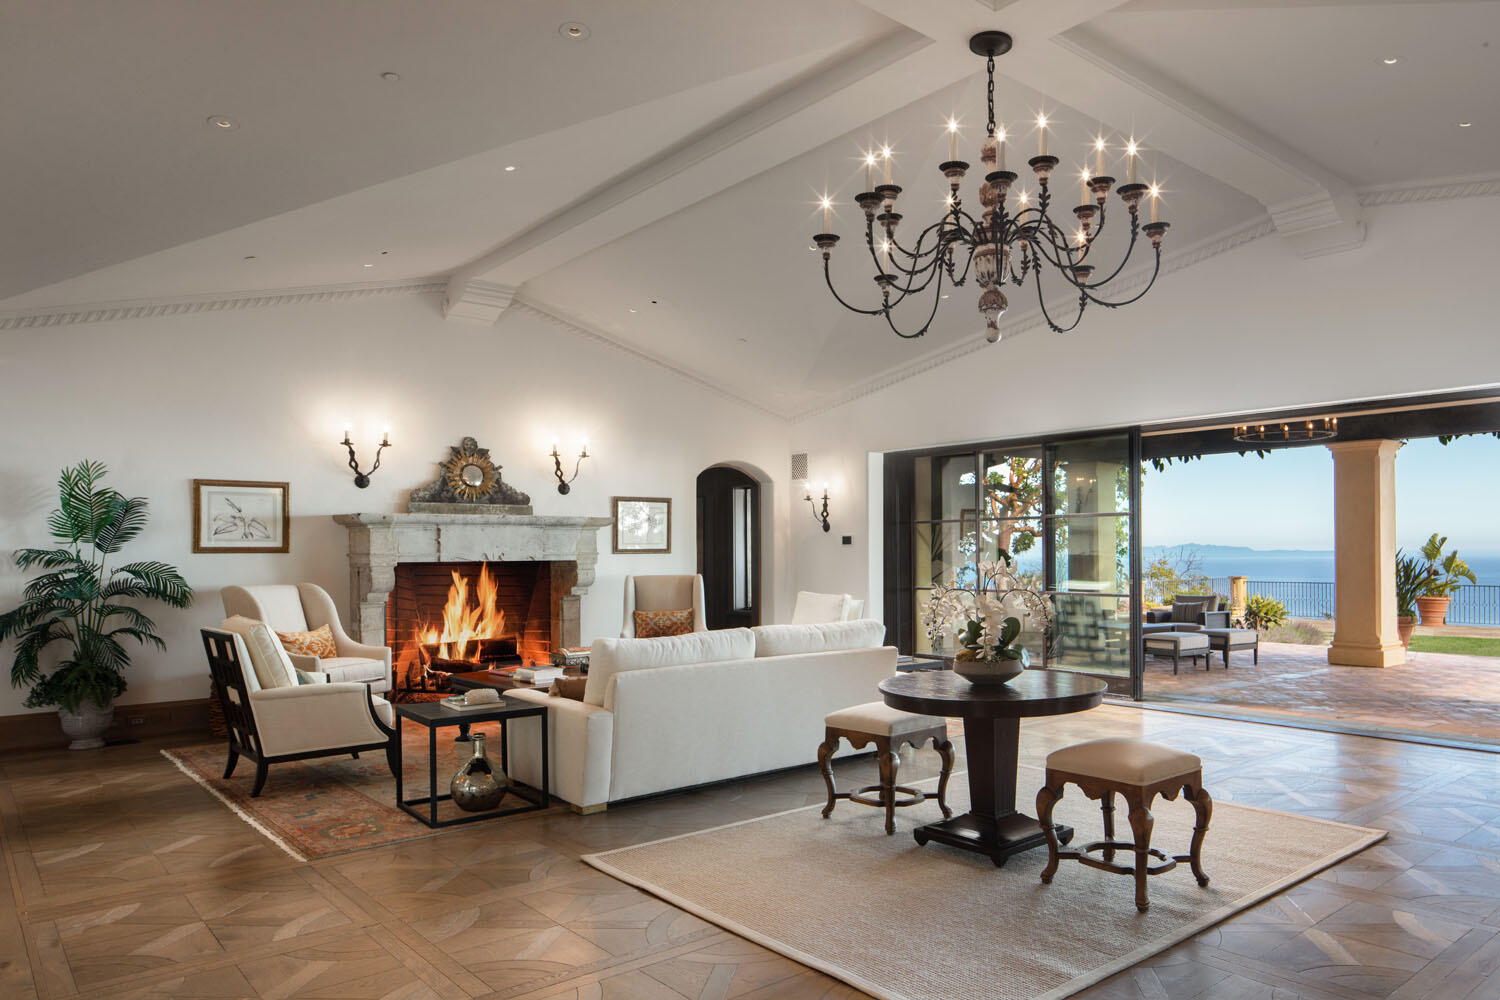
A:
447,26,980,323
857,0,1363,257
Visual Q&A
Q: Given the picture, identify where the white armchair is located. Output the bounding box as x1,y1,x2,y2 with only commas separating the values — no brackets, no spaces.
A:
621,574,708,637
791,591,866,623
202,625,395,797
221,583,391,693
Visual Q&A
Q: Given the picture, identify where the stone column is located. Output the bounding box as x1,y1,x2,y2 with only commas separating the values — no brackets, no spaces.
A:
1327,440,1405,667
1229,576,1248,621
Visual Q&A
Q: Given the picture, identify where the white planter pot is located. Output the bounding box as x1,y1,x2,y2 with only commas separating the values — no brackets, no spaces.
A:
58,702,114,750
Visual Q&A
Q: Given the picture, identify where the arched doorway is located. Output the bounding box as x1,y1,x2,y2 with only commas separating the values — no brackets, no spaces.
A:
697,466,760,629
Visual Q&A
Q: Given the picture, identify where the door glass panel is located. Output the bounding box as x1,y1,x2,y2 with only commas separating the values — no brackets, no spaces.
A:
1047,592,1131,675
980,448,1045,551
913,521,975,592
913,455,979,522
1050,435,1130,516
979,520,1045,590
1051,515,1130,595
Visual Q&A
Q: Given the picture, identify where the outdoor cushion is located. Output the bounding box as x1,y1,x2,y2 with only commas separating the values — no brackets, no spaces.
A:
1170,598,1213,624
1204,628,1259,646
1144,632,1209,651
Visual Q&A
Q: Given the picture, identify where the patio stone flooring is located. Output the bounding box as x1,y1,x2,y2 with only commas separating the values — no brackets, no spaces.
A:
1146,640,1500,745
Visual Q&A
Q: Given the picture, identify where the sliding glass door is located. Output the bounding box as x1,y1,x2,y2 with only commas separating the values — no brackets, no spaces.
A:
887,430,1143,697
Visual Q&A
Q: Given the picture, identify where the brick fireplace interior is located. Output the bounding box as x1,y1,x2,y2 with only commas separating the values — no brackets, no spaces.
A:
386,560,578,691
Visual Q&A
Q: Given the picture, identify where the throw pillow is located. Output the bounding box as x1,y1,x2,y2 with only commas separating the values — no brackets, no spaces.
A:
218,616,298,689
634,608,694,638
275,623,337,659
549,676,588,701
1170,599,1210,624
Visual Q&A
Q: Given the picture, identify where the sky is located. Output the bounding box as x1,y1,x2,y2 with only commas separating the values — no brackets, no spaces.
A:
1141,434,1500,554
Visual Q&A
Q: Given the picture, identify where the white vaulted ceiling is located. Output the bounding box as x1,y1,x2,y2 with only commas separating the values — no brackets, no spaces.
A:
3,0,1497,416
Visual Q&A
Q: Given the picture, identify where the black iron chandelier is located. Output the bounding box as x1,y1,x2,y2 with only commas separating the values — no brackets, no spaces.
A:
812,31,1171,343
1233,417,1338,445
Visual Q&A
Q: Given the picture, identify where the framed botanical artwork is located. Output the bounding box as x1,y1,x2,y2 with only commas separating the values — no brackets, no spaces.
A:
192,480,290,553
611,496,671,554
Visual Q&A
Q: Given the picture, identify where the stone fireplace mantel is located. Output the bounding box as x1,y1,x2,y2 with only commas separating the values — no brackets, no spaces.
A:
333,512,612,649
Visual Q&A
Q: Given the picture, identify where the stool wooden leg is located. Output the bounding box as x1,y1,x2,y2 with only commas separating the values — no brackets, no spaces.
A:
1100,789,1116,863
1126,789,1155,912
1186,780,1213,887
818,733,839,819
1036,780,1063,885
933,738,955,819
877,741,898,835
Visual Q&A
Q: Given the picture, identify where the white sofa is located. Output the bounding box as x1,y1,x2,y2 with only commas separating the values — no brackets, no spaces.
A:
505,620,897,810
791,590,866,623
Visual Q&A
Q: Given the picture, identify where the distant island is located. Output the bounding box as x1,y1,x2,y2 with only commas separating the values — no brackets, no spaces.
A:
1142,543,1332,559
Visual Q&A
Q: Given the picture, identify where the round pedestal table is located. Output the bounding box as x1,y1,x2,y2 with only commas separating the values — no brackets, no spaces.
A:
879,669,1106,867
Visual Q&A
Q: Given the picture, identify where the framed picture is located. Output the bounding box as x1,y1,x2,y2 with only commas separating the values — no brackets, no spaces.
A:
192,480,290,553
611,496,671,554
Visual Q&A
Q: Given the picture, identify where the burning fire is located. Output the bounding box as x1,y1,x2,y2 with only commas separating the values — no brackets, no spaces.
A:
394,565,508,685
424,565,506,661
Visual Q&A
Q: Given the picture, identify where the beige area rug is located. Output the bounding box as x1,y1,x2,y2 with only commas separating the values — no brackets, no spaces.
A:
585,767,1384,1000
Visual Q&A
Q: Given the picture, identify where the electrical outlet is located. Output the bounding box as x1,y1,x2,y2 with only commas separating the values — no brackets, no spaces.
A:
128,716,145,726
841,535,852,545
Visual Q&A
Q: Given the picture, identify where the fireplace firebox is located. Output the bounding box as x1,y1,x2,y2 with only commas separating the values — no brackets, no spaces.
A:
386,561,578,691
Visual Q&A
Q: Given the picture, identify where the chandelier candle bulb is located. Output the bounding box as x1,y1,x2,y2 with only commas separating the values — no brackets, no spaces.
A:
882,146,893,185
948,118,959,162
1126,140,1139,185
1037,114,1048,156
1095,137,1106,178
1149,184,1159,223
996,127,1006,171
821,196,832,232
865,153,876,191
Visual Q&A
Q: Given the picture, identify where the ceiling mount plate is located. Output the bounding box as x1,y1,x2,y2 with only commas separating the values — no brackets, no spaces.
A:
968,31,1013,58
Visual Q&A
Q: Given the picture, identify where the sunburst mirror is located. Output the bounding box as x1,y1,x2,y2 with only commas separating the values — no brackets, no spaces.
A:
442,444,499,501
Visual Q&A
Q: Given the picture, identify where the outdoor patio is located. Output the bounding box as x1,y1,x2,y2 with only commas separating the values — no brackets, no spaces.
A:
1145,638,1500,745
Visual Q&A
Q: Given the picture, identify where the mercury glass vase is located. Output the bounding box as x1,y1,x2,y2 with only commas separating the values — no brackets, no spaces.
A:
450,732,509,812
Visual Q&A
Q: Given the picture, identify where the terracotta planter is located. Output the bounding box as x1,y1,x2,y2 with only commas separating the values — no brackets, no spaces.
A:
58,701,114,751
1396,615,1417,649
1416,595,1450,626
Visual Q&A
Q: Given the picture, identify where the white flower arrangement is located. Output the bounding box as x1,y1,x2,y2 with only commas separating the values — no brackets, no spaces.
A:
921,557,1053,663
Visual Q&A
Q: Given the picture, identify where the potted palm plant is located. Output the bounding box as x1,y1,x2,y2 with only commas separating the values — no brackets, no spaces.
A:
1394,549,1423,648
1415,533,1476,626
0,462,192,749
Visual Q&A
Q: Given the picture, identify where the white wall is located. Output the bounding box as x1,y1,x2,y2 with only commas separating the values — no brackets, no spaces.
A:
0,291,791,715
790,196,1500,602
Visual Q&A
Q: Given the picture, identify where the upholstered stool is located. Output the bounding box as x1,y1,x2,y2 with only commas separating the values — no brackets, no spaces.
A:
818,702,954,835
1036,738,1213,912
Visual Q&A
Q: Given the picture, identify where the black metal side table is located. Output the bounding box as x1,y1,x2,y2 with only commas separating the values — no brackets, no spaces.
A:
394,699,550,829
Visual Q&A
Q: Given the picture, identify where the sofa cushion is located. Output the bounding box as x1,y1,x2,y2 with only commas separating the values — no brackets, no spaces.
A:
585,629,755,707
752,619,885,658
791,591,853,624
550,676,588,701
251,585,310,631
634,608,694,638
1170,597,1211,624
219,615,297,689
276,623,337,659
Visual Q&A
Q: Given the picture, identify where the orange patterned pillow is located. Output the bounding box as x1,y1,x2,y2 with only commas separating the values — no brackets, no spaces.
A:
634,608,694,638
275,624,337,659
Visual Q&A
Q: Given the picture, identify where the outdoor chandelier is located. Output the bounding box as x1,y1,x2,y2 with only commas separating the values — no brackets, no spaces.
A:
1233,418,1339,445
812,31,1171,343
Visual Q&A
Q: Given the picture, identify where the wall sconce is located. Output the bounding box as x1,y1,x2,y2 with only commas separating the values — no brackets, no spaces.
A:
550,441,589,495
804,482,831,533
342,427,390,489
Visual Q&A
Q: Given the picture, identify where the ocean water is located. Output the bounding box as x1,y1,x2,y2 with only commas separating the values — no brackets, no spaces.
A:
1182,552,1500,587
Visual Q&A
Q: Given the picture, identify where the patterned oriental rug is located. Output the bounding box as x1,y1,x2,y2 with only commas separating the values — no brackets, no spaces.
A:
164,720,556,861
585,769,1384,1000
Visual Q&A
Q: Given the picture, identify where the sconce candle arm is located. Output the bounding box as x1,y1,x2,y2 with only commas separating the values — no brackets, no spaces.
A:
803,488,832,533
342,433,390,489
550,446,590,495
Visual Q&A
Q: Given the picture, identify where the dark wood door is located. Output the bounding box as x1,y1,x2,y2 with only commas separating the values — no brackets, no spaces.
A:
696,467,759,629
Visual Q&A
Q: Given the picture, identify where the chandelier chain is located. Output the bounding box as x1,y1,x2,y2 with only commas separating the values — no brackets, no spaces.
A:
986,51,996,138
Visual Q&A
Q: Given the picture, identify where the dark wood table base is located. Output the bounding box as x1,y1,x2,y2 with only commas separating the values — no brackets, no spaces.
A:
913,810,1075,866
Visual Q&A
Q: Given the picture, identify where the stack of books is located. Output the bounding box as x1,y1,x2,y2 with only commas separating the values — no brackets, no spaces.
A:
515,665,565,685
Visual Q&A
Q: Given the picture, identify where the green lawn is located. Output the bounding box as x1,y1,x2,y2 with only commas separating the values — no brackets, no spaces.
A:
1408,635,1500,658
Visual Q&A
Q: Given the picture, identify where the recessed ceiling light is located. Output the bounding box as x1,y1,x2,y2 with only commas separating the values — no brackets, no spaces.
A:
363,263,375,268
1382,57,1398,65
504,165,516,172
1459,121,1474,127
380,71,401,82
559,21,589,40
628,308,637,313
207,115,237,130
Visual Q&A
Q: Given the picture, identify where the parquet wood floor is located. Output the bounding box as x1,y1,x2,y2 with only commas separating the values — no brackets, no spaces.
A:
3,703,1498,1000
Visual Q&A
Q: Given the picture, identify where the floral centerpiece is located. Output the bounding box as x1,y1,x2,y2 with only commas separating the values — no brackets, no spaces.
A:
921,556,1053,685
